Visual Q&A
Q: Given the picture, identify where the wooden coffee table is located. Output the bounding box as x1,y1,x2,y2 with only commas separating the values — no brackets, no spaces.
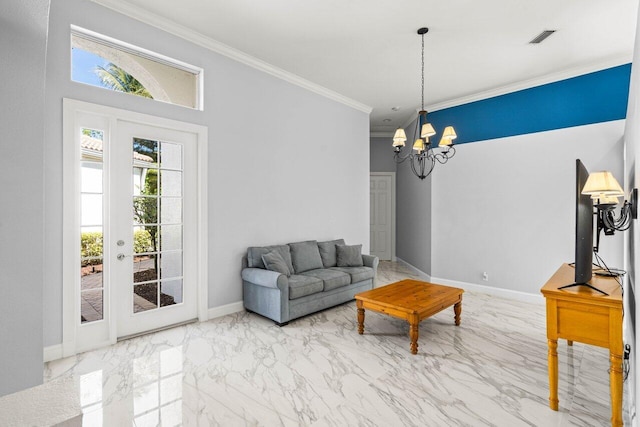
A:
355,279,463,354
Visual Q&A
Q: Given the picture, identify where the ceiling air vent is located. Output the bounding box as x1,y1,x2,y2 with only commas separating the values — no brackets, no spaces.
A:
529,30,556,44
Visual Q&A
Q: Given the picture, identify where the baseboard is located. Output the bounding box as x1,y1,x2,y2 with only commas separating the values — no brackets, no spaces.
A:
396,258,544,305
43,344,63,363
394,257,432,281
207,301,245,319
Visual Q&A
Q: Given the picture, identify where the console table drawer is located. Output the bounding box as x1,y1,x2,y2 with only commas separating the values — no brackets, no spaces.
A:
555,300,609,347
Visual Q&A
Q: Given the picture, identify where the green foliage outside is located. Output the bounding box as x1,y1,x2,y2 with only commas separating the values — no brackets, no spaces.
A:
95,63,154,99
81,230,153,266
81,232,103,266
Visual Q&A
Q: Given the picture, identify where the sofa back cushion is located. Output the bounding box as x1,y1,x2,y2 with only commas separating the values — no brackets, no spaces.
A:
247,245,294,275
317,239,346,268
289,240,324,273
336,244,364,267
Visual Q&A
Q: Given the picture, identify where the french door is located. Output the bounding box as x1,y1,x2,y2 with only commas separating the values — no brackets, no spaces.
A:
113,121,198,337
63,99,207,355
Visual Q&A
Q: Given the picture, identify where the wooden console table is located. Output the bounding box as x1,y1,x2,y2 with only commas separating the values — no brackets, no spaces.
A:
540,264,623,427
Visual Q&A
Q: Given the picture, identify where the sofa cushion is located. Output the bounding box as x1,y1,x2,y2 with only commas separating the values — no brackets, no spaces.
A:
317,239,346,268
261,251,291,276
288,274,323,300
301,268,351,292
336,244,364,267
289,240,324,273
330,266,374,283
247,245,294,275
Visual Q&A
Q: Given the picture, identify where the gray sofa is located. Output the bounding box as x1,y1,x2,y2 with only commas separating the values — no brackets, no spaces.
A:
242,239,379,325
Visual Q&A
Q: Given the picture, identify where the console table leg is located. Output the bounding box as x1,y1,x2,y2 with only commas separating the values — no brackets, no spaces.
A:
454,301,462,326
409,314,419,355
356,301,365,335
548,339,559,411
610,351,623,427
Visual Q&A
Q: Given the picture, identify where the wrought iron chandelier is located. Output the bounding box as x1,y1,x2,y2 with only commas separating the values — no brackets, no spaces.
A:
392,27,458,180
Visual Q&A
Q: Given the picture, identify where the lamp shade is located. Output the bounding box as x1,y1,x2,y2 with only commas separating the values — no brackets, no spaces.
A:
581,171,624,197
441,126,457,140
392,128,407,147
420,123,436,138
412,138,425,152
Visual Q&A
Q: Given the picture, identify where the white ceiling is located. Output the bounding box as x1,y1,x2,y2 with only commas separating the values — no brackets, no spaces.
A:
95,0,639,134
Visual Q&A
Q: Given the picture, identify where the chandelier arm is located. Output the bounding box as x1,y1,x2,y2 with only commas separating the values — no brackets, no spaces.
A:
446,146,456,159
410,155,420,178
393,151,412,164
425,155,436,177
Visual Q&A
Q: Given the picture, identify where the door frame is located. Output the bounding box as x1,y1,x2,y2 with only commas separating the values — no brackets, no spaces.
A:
62,98,209,357
370,172,396,261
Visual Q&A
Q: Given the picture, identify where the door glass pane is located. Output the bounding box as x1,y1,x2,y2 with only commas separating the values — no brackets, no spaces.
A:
81,194,103,226
134,229,154,254
81,289,104,322
160,252,182,280
159,170,181,197
133,168,158,196
159,143,182,170
133,254,157,283
131,138,183,314
160,197,181,224
133,197,158,224
81,162,102,193
134,283,158,313
160,280,182,306
80,128,105,324
159,225,181,251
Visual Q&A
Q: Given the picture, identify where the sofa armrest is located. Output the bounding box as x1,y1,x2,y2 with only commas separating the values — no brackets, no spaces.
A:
362,254,379,274
242,268,287,289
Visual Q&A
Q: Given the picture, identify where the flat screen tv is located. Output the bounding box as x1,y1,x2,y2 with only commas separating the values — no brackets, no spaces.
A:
575,159,593,283
559,159,608,295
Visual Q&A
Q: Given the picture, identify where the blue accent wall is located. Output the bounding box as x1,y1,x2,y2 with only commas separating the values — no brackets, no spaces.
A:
427,64,632,145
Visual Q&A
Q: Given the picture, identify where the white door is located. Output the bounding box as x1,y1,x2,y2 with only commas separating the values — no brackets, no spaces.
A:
113,121,198,338
370,173,395,260
63,99,207,355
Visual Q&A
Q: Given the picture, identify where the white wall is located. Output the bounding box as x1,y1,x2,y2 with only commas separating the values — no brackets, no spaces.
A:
43,0,369,346
370,137,397,173
0,0,50,396
623,2,640,421
395,117,433,274
431,121,625,295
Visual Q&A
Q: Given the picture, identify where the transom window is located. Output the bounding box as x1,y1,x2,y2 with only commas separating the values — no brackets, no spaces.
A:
71,26,203,110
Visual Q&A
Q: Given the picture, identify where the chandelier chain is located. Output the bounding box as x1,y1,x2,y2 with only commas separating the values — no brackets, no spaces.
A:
421,33,425,111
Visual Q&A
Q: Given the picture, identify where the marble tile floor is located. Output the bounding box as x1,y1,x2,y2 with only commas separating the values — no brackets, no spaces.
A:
41,260,630,426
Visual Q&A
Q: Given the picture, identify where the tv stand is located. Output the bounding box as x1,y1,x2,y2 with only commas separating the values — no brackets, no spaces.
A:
541,264,623,427
557,282,609,296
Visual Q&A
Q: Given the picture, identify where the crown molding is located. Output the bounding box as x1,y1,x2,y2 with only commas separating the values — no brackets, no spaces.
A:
424,54,632,113
90,0,372,114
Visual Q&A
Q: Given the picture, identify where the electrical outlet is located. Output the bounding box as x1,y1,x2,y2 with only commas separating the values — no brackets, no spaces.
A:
482,272,489,281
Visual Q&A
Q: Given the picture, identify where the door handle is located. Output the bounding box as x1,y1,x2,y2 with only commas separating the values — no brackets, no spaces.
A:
117,253,130,261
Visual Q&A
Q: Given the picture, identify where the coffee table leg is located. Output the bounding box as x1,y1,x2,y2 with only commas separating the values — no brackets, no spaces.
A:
409,314,419,354
454,300,462,326
356,300,365,335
